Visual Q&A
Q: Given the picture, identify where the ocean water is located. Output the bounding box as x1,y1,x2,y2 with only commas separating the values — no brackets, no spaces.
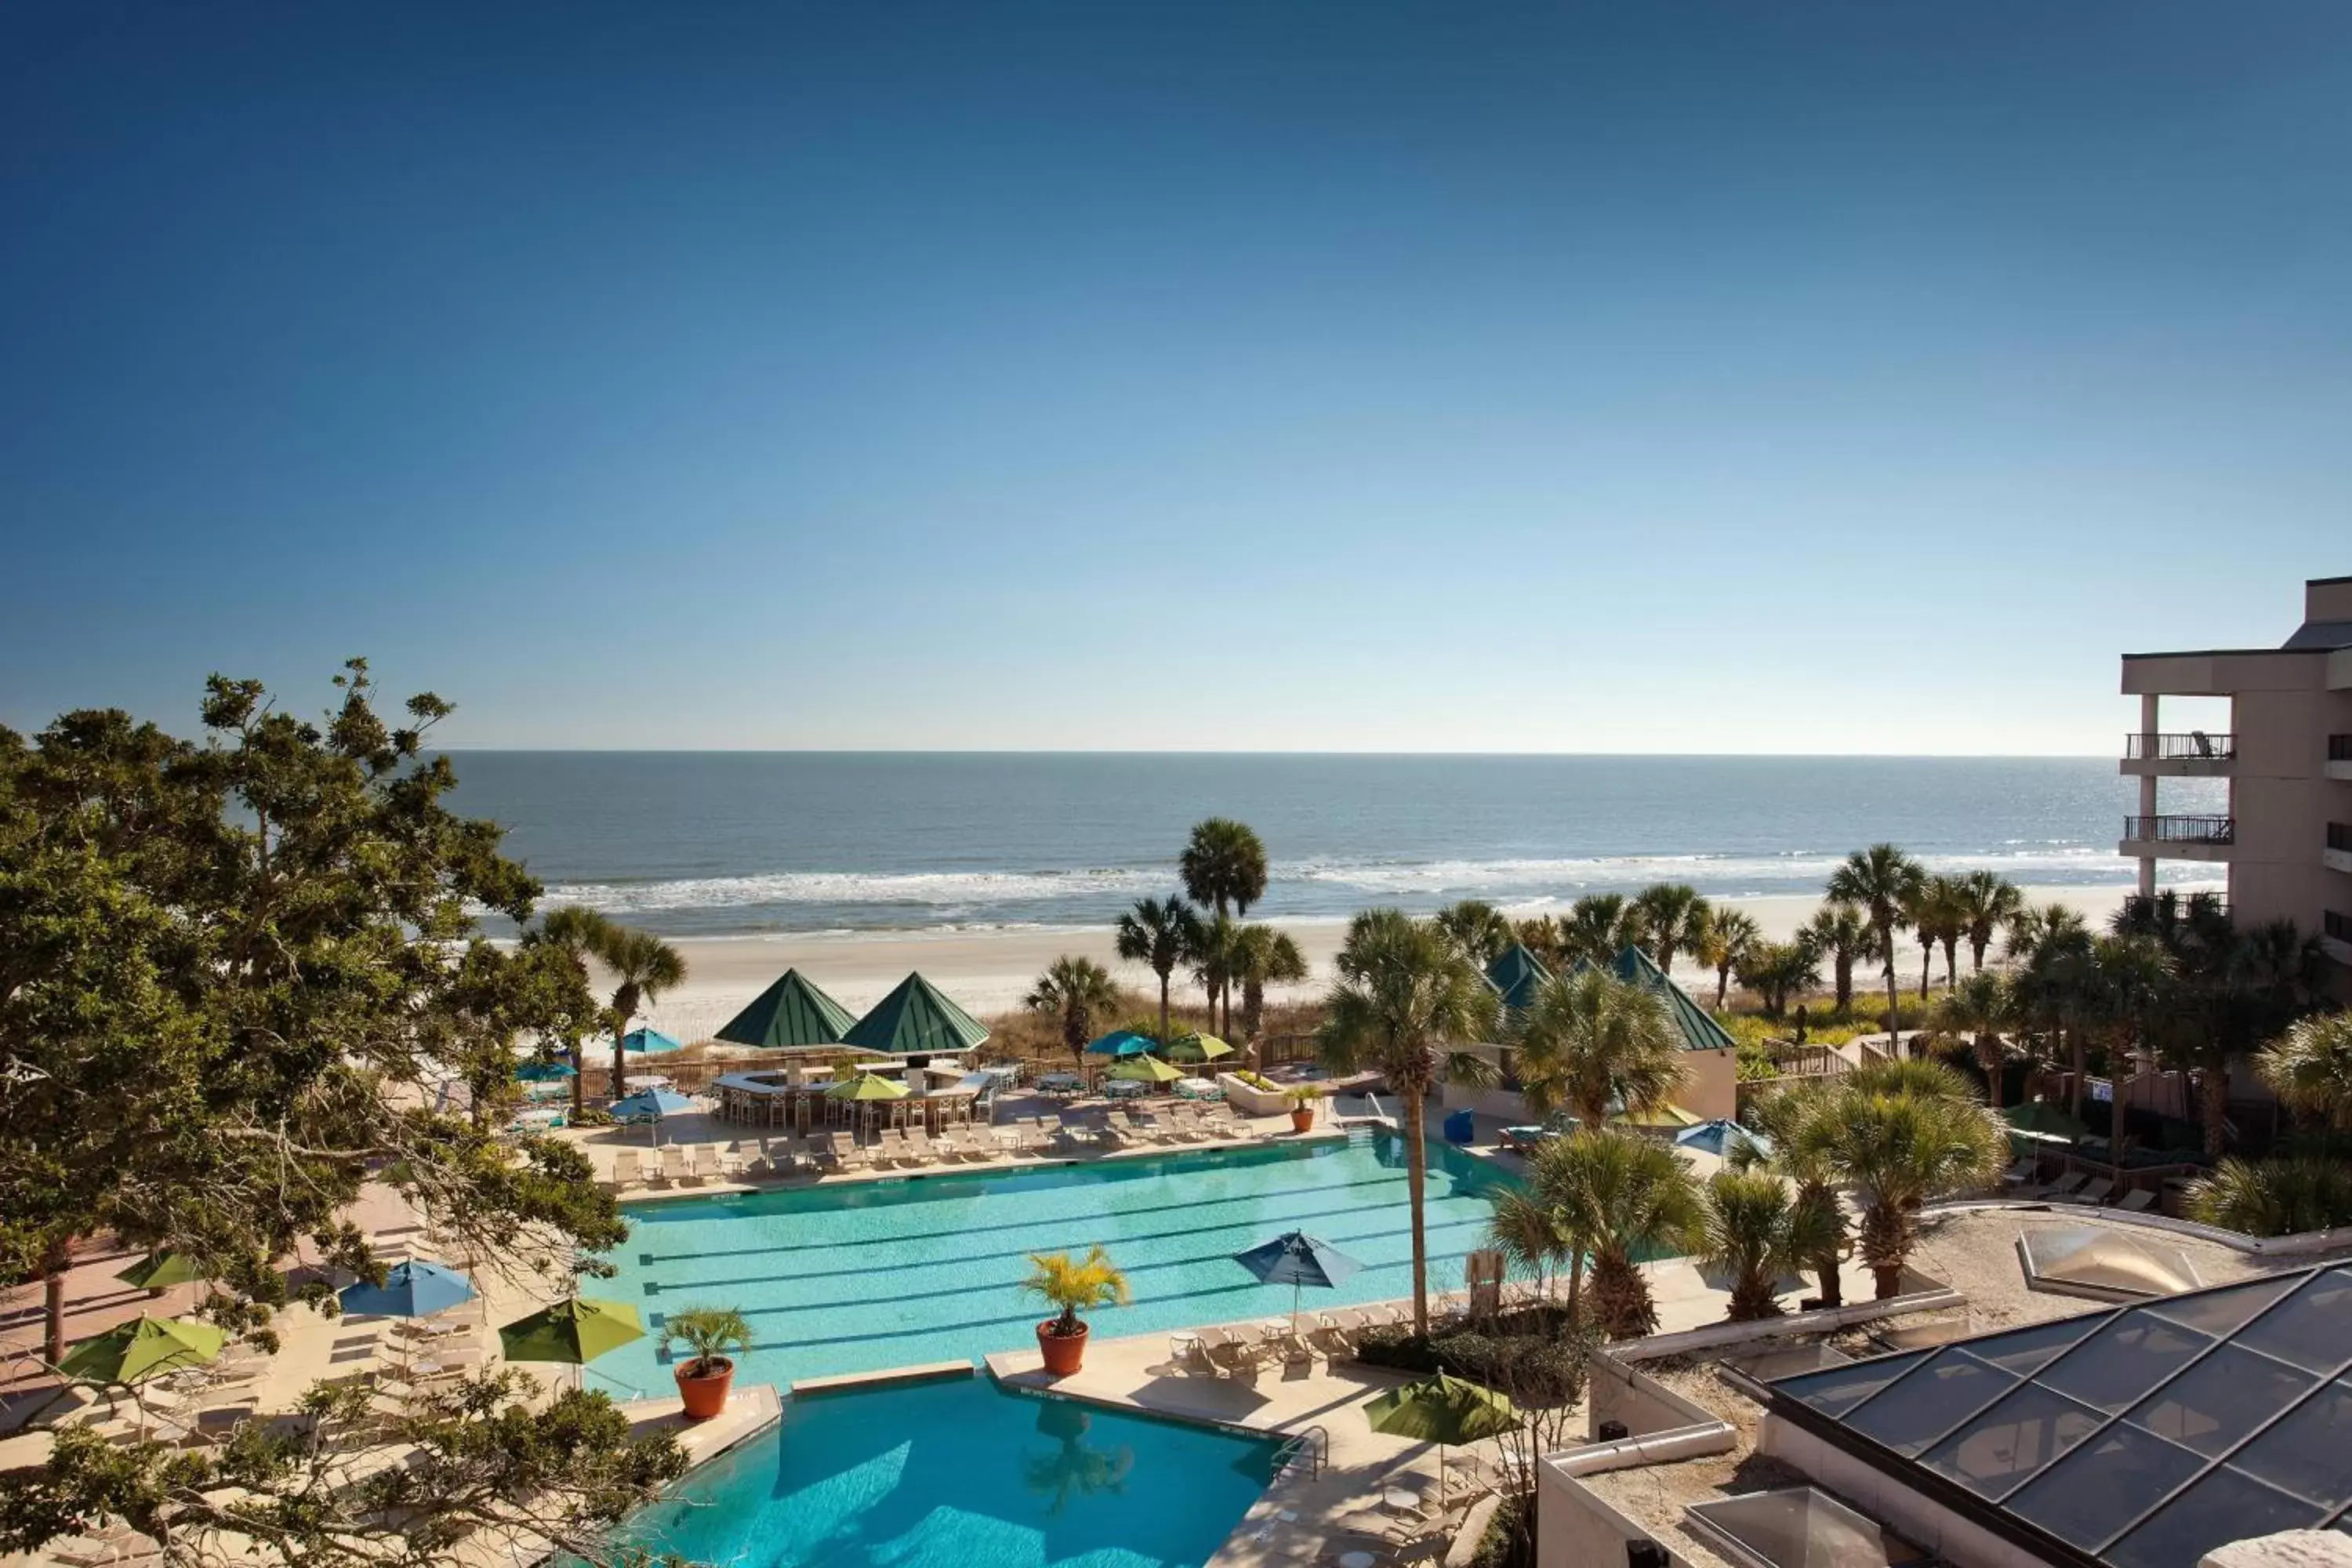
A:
442,752,2221,938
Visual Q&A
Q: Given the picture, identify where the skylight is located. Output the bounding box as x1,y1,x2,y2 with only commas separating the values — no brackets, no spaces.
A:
1762,1266,2352,1568
2018,1225,2204,1302
1684,1486,1931,1568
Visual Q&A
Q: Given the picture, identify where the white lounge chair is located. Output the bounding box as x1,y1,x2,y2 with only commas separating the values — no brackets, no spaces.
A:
610,1151,643,1190
2114,1187,2158,1213
690,1145,721,1183
659,1146,689,1185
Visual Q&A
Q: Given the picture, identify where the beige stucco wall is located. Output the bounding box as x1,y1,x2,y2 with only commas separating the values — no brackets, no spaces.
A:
1759,1414,2049,1568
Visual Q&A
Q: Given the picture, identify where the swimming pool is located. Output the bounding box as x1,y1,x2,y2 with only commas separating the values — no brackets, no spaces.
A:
619,1375,1279,1568
597,1131,1516,1391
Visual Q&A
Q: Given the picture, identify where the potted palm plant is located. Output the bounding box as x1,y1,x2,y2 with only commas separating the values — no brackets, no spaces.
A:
1020,1245,1130,1375
1284,1086,1322,1134
661,1305,751,1420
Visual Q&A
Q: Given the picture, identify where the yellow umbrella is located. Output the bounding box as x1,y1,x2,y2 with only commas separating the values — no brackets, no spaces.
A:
1109,1054,1184,1085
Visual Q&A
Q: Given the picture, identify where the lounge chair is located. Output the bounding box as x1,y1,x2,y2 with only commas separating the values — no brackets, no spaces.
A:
690,1145,721,1182
2027,1171,2088,1202
659,1146,689,1185
2114,1187,2158,1213
1998,1156,2038,1187
1169,1331,1223,1377
1202,1325,1262,1374
609,1151,642,1190
903,1128,937,1164
1310,1310,1361,1360
2061,1178,2114,1206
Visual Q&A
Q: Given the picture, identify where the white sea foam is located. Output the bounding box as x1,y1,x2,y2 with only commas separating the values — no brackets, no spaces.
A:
543,845,2143,919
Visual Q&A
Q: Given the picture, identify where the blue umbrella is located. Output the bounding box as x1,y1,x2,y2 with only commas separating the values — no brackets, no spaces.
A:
619,1028,682,1055
611,1087,697,1145
514,1060,576,1081
339,1259,477,1318
1083,1029,1156,1058
1234,1231,1365,1336
1675,1119,1772,1161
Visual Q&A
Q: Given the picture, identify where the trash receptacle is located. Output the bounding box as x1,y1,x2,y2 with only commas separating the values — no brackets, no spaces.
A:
1443,1109,1475,1145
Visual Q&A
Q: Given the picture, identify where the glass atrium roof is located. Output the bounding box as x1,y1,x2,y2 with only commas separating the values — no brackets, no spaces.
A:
1763,1267,2352,1568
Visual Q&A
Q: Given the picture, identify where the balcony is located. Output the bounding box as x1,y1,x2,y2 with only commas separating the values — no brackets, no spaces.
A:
2326,909,2352,967
2121,731,2234,777
2120,814,2238,862
2330,822,2352,877
2330,735,2352,782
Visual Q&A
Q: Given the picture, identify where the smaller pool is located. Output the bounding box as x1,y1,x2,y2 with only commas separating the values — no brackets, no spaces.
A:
618,1375,1280,1568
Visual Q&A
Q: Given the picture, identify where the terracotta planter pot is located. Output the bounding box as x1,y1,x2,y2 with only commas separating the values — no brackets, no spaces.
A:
1290,1106,1316,1133
675,1357,735,1421
1036,1320,1089,1375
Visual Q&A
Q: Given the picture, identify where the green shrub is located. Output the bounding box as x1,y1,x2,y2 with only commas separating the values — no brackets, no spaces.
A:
1352,1314,1590,1404
1471,1493,1531,1568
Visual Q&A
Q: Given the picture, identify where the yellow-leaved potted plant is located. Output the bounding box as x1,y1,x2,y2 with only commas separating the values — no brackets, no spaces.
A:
1285,1086,1322,1134
1020,1244,1130,1375
661,1305,751,1420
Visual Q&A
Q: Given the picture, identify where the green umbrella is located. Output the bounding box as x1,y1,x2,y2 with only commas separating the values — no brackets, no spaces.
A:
825,1070,909,1101
58,1316,225,1384
115,1252,205,1291
2005,1100,2086,1143
1159,1032,1235,1064
499,1297,644,1389
1109,1054,1184,1084
1363,1373,1521,1501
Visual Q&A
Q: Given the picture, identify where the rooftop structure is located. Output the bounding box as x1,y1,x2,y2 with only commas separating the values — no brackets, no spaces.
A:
2120,575,2352,991
1753,1265,2352,1568
1486,942,1552,1013
840,970,991,1057
710,967,858,1050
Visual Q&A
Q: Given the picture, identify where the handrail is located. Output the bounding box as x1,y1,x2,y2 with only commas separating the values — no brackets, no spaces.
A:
2122,814,2235,844
1273,1424,1328,1479
2122,731,2234,761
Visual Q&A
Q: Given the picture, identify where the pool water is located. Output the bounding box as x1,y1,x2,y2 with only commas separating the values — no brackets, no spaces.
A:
618,1375,1279,1568
599,1131,1516,1392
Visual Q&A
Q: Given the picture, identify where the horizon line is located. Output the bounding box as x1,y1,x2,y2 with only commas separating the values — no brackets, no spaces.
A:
426,746,2116,760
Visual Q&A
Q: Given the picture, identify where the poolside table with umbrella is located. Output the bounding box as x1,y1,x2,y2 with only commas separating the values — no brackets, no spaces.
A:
619,1028,683,1056
1157,1031,1235,1065
1233,1230,1364,1340
59,1316,225,1385
1362,1372,1521,1504
1674,1119,1772,1162
1083,1029,1157,1058
498,1296,644,1392
115,1251,205,1294
342,1260,479,1370
826,1069,908,1134
611,1087,697,1144
514,1059,577,1082
1108,1053,1184,1091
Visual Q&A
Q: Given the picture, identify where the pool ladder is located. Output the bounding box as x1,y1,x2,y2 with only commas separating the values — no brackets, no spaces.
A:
1346,1124,1375,1149
1273,1425,1328,1479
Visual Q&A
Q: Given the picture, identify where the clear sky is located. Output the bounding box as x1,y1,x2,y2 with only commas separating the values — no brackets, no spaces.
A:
2,2,2344,753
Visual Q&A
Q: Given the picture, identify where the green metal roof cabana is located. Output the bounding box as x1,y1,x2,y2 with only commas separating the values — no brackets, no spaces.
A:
1483,942,1552,1013
841,971,990,1056
713,968,858,1050
1571,946,1738,1053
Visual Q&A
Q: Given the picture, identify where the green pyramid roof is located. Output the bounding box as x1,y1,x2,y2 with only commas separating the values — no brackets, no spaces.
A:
1569,946,1738,1053
1483,942,1552,1012
841,971,990,1056
713,969,858,1050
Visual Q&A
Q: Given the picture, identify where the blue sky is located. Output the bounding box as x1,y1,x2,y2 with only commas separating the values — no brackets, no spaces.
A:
1,1,2343,752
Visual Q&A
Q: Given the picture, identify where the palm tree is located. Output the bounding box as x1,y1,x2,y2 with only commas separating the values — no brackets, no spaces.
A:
2005,901,2088,964
1190,913,1244,1038
2186,1156,2352,1238
1696,1171,1842,1321
1905,874,1968,993
1179,818,1269,916
2011,919,2100,1122
1819,1085,2005,1298
1957,871,2024,972
1115,896,1203,1042
2258,1014,2352,1134
1180,818,1268,1026
1736,940,1818,1021
1630,883,1710,978
1524,1131,1701,1339
1317,909,1500,1333
1736,1084,1850,1307
1514,915,1564,968
1841,1055,1983,1103
1695,907,1762,1010
600,926,688,1099
1825,844,1926,1033
1027,956,1122,1065
1562,895,1633,970
1230,924,1308,1047
1434,900,1514,966
526,904,619,1118
1486,1188,1569,1306
1933,971,2014,1109
1803,902,1875,1013
1512,968,1684,1130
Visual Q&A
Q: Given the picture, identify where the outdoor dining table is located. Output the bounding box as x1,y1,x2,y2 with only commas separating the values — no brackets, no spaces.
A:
622,1074,673,1091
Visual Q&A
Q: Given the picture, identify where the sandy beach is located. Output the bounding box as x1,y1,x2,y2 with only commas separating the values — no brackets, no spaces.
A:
619,882,2215,1042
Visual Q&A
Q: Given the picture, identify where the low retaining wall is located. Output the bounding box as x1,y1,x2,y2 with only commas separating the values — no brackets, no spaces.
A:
1606,1273,1960,1363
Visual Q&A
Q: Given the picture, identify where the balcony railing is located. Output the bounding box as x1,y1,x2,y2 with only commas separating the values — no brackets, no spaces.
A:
2123,731,2235,761
2332,735,2352,763
2123,815,2236,845
2332,822,2352,854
